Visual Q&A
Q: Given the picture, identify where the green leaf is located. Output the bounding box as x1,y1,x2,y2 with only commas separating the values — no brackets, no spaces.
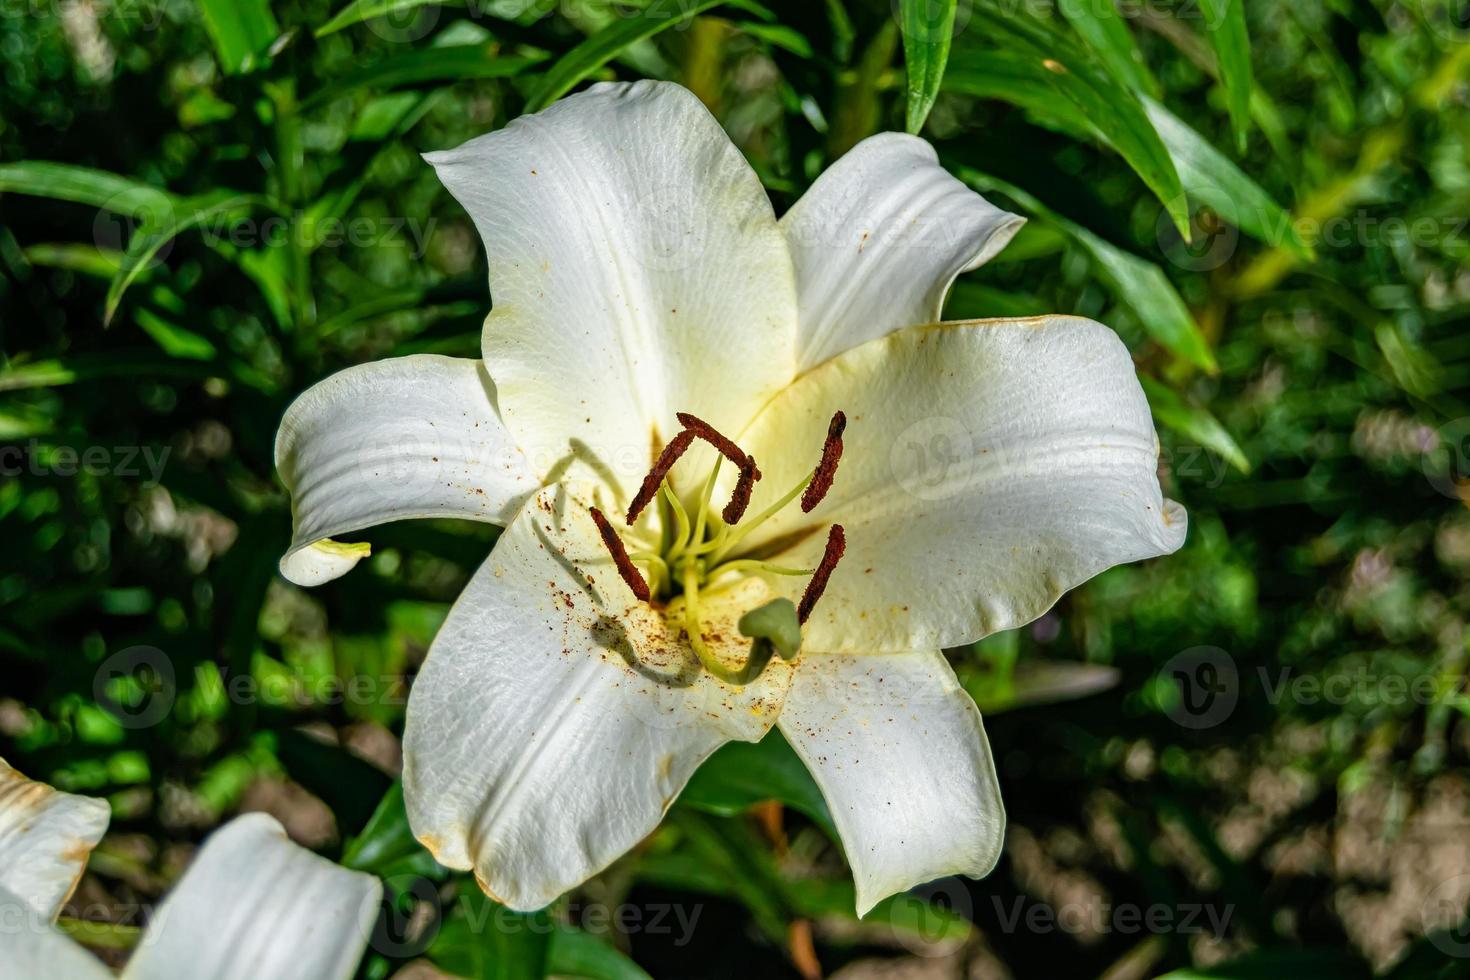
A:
134,309,217,361
1140,377,1250,474
105,192,263,324
963,661,1123,713
524,0,731,113
302,45,546,110
0,161,173,212
343,781,442,877
430,910,552,980
22,243,126,279
316,0,441,38
1058,0,1159,97
195,0,280,75
959,170,1216,373
1142,98,1308,259
678,729,833,837
0,353,222,392
899,0,956,134
1197,0,1253,152
547,925,653,980
946,17,1188,237
274,728,393,836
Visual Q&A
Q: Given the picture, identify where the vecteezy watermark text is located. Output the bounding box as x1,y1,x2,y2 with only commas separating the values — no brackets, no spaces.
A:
1,441,170,486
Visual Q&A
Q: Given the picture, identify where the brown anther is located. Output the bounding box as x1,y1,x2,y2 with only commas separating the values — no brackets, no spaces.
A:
626,429,695,525
590,506,650,602
675,412,755,469
800,411,846,513
798,524,846,624
675,411,763,524
723,466,759,525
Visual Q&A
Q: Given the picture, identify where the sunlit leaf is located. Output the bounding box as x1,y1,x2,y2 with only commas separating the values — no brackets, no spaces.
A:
1140,376,1250,474
962,2,1189,236
899,0,956,134
1197,0,1253,152
958,170,1216,373
105,192,265,324
430,912,552,980
678,730,834,838
1059,0,1158,96
302,45,546,110
195,0,280,74
1142,98,1308,258
524,0,732,112
547,926,653,980
316,0,442,38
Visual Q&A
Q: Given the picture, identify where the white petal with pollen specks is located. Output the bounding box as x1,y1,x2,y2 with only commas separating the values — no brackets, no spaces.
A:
781,133,1024,370
0,757,109,920
426,80,798,502
778,650,1004,916
0,885,112,980
275,354,539,586
119,813,381,980
737,317,1187,653
402,485,794,911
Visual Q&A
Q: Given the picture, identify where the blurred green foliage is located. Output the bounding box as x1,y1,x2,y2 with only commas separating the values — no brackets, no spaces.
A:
2,0,1470,977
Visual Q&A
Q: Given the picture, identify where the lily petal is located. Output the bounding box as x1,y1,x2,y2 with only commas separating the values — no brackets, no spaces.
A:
778,651,1004,916
0,757,109,920
781,133,1024,370
275,354,538,586
0,884,112,980
120,813,381,980
739,317,1187,653
403,485,794,911
426,81,798,501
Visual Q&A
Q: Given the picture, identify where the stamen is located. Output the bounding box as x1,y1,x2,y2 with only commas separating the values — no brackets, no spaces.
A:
797,524,846,624
676,412,762,524
590,506,651,602
626,429,695,525
800,411,846,513
660,480,692,561
724,467,759,525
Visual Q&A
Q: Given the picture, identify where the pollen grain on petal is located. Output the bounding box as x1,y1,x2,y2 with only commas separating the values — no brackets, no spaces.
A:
590,506,651,602
801,410,846,513
798,524,847,624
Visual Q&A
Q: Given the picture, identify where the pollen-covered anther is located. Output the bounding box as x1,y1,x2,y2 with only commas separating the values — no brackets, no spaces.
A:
590,506,651,602
798,524,846,624
626,429,695,525
800,410,846,513
675,411,762,524
722,465,760,525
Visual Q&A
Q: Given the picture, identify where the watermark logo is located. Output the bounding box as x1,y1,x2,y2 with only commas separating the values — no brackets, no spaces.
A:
1422,418,1470,500
890,416,977,502
93,646,175,729
890,877,973,957
1421,873,1470,957
1157,646,1238,729
1157,195,1240,272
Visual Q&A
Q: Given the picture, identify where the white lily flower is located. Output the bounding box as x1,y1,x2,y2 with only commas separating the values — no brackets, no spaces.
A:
0,771,381,980
274,81,1185,915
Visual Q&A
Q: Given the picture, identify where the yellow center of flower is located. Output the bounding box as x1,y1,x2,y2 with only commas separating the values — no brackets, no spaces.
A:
590,410,848,685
